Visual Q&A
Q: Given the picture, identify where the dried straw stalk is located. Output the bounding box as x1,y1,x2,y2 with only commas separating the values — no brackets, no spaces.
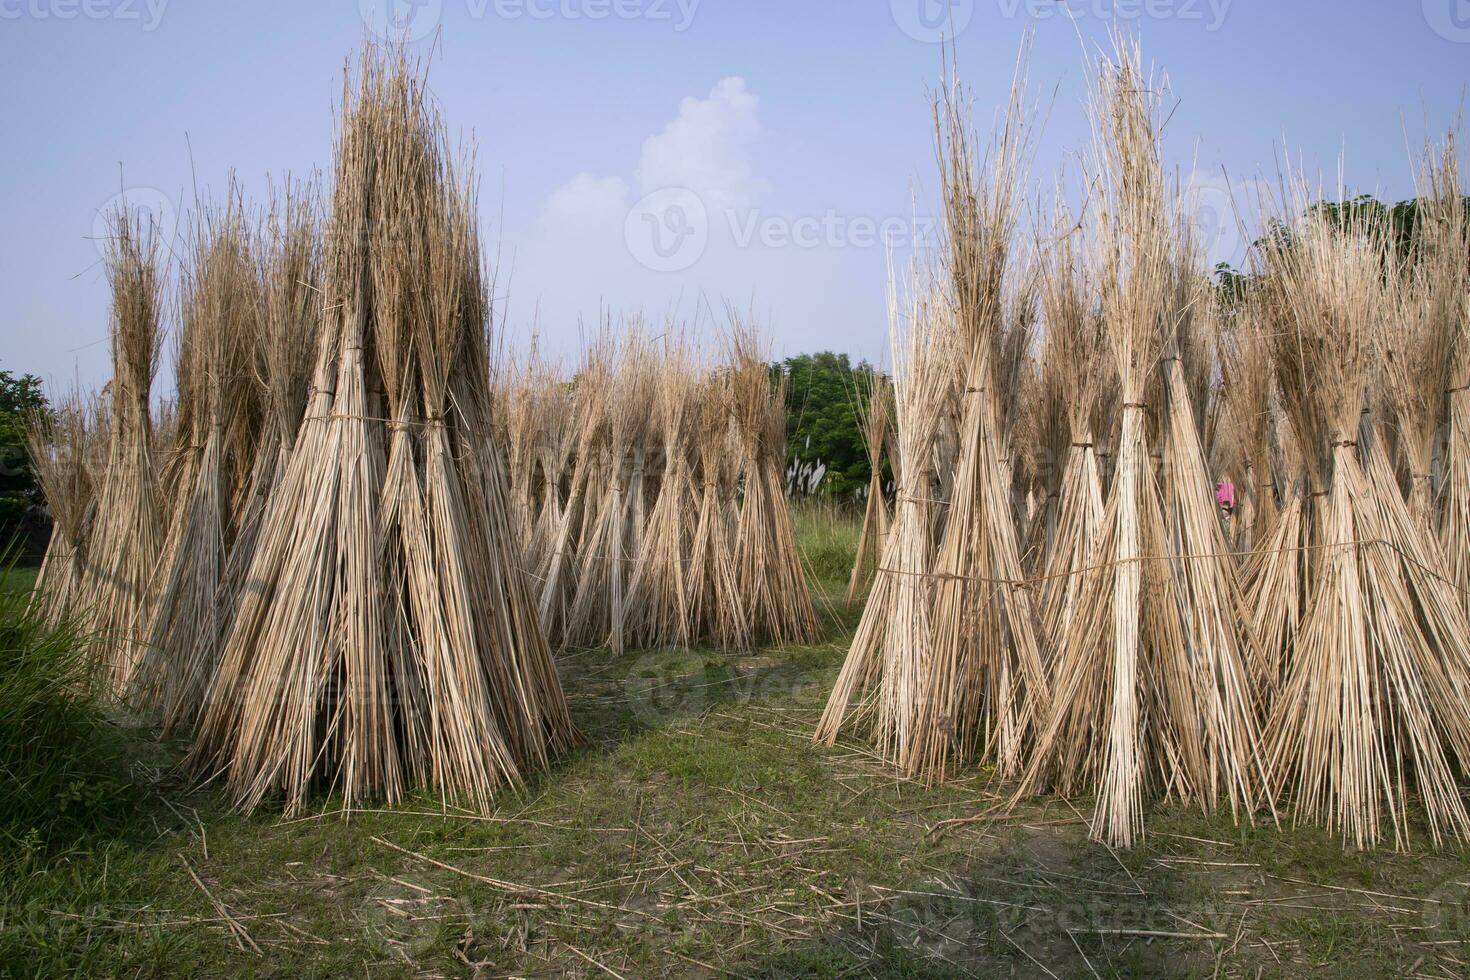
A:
845,369,892,604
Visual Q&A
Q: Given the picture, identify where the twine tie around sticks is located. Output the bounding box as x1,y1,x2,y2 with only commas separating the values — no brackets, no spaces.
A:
875,535,1470,596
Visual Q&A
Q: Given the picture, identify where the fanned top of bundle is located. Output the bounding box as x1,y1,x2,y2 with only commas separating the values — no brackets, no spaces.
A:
1381,140,1466,532
1427,139,1470,616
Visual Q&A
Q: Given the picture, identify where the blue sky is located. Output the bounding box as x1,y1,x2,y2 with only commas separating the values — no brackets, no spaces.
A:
1,1,1467,390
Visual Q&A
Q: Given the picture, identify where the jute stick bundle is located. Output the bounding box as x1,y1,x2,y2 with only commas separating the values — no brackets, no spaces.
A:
908,59,1048,782
82,205,164,695
192,47,573,815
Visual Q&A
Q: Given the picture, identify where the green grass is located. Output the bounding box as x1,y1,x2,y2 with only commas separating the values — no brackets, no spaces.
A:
0,564,38,596
791,499,861,590
3,510,1468,977
0,570,139,876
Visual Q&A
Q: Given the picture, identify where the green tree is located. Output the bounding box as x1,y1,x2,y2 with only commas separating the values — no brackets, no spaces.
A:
0,370,48,546
1213,192,1470,301
778,352,880,500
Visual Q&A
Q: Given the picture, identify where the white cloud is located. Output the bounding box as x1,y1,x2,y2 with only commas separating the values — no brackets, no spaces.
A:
543,173,629,230
634,76,764,209
542,75,764,239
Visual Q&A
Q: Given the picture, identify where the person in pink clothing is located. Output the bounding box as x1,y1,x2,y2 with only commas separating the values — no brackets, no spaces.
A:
1215,481,1235,518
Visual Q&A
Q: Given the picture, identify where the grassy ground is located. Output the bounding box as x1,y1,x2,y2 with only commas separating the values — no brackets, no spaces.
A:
1,565,38,595
4,514,1470,977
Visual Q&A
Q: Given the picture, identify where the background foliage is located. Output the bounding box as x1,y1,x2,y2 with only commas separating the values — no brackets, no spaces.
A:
0,370,47,549
777,351,882,501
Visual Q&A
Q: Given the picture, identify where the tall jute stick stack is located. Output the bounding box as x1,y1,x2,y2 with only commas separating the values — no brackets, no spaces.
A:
908,61,1048,782
1262,180,1470,849
29,392,101,628
731,325,821,646
192,47,573,815
214,182,321,654
1430,140,1470,617
1217,288,1279,553
566,333,654,655
627,336,699,648
82,205,164,695
1017,43,1265,847
815,262,957,766
1034,208,1110,649
133,199,260,730
687,371,751,651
